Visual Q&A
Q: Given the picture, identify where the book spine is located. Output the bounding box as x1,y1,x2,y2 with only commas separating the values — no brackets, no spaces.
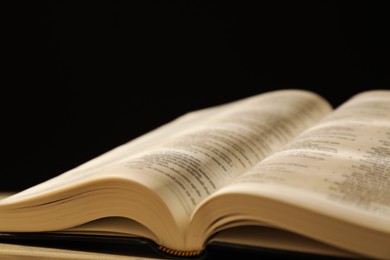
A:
158,245,203,258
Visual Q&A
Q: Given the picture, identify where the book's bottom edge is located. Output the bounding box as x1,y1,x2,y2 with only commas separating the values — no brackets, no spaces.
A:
0,232,353,259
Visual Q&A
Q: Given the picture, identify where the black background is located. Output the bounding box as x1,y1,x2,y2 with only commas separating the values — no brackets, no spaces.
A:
2,1,389,191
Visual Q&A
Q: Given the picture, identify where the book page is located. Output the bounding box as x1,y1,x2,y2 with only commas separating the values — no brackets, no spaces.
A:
185,90,389,258
1,90,331,222
229,90,390,223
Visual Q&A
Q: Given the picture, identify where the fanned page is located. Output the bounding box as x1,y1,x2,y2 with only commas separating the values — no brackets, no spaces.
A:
0,89,332,253
189,90,390,259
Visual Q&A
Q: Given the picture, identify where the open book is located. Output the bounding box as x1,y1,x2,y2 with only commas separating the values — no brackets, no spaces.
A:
0,89,389,259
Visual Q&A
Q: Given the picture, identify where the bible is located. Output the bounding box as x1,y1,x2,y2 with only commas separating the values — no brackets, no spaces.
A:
0,89,389,259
